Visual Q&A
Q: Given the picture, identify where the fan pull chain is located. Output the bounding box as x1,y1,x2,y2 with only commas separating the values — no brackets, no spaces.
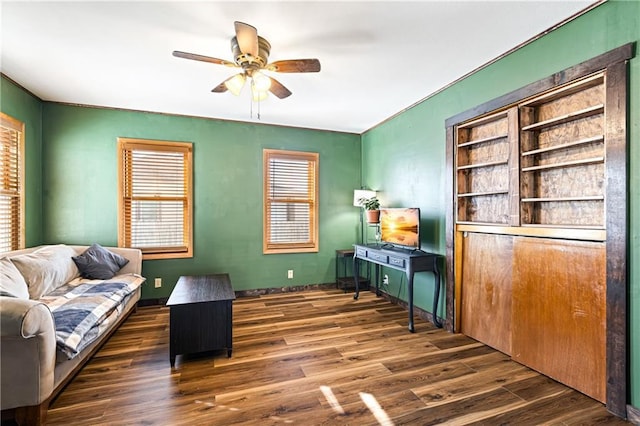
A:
257,97,261,120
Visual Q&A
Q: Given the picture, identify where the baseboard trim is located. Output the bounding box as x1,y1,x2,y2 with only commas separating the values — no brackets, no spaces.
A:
137,282,340,306
136,283,440,328
627,404,640,424
234,282,338,297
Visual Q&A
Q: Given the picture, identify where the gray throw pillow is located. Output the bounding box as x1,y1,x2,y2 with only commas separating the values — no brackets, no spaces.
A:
72,244,129,280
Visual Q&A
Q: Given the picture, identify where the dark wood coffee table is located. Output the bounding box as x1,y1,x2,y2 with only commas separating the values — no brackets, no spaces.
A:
166,274,235,367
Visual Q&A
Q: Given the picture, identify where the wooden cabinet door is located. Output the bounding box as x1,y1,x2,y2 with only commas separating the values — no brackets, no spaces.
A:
511,237,606,402
460,232,513,355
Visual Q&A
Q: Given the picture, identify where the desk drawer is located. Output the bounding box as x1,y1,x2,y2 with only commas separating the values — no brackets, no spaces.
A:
388,256,405,268
356,247,367,258
367,251,388,263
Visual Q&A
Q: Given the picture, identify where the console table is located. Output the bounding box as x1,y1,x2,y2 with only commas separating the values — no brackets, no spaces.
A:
166,274,235,367
353,244,443,331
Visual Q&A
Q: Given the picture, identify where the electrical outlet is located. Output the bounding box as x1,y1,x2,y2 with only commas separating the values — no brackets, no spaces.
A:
383,274,389,285
154,278,162,288
287,270,294,279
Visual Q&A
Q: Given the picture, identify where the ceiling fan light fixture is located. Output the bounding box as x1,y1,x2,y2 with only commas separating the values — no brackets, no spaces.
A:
251,84,269,101
252,71,272,92
224,73,246,96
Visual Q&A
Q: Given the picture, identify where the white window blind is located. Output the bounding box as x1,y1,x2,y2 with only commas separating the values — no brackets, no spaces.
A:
118,138,193,259
264,149,318,254
0,113,24,253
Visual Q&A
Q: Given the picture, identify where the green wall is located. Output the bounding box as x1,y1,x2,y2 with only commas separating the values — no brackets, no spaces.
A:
2,0,639,411
361,0,640,409
0,78,44,246
40,104,362,298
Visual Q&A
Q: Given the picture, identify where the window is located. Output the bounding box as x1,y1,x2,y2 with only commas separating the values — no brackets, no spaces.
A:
0,113,25,253
263,149,319,254
118,138,193,260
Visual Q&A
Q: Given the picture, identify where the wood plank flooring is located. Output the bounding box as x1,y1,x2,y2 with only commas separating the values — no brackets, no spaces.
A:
45,289,627,425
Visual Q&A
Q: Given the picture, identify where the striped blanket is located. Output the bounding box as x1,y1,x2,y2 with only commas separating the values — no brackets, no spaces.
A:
39,274,144,359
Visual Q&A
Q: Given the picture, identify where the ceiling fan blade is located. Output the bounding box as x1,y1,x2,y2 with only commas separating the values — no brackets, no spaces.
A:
173,51,237,67
234,21,259,57
266,59,321,73
211,80,229,93
268,76,292,99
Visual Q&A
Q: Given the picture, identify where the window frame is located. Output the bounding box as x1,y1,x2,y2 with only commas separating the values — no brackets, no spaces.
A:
0,112,25,253
117,137,193,260
263,149,319,254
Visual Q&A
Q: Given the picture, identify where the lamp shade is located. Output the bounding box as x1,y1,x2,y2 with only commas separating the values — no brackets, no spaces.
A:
224,73,246,96
353,189,376,207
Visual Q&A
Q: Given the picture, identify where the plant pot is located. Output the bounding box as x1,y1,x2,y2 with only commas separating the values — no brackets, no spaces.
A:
366,210,380,224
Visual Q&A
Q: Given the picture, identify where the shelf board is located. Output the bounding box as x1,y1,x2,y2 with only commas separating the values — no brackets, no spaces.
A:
456,223,606,242
456,220,508,226
521,104,604,131
457,159,509,170
521,195,604,203
521,135,604,157
458,133,508,148
521,156,604,172
458,110,508,129
520,73,604,107
457,190,509,198
522,223,604,230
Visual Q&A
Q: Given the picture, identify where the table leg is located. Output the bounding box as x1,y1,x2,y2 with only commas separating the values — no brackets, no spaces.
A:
375,264,381,296
353,255,360,300
408,268,415,333
432,260,443,328
227,349,232,358
170,355,176,367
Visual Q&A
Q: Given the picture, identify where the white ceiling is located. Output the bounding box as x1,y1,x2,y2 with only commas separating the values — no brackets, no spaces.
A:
1,1,595,134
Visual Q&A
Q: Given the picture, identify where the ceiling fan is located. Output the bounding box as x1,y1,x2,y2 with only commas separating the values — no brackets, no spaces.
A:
173,21,321,100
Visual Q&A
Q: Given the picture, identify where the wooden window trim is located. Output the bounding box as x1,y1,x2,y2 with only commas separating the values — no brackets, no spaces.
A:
263,149,319,254
117,137,193,260
0,112,25,252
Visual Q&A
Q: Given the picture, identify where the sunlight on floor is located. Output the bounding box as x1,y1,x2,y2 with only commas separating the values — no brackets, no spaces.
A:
360,392,394,426
320,385,345,415
319,385,394,425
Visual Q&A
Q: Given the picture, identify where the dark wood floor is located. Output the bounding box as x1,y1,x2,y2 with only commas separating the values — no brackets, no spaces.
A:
45,289,627,425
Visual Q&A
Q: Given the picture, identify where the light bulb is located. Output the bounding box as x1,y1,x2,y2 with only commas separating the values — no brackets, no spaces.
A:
251,85,268,101
224,74,246,96
252,71,272,92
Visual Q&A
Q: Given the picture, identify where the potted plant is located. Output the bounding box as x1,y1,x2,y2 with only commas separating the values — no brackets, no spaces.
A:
358,196,380,223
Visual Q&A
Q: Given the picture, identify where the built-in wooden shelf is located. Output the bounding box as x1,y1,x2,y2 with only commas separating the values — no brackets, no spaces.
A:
521,195,604,203
521,135,604,157
522,223,604,230
457,159,508,170
457,134,508,148
521,104,604,132
456,220,506,226
457,190,509,198
521,156,604,172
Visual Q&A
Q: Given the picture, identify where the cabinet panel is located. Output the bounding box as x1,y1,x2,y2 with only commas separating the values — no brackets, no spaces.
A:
511,237,606,402
460,232,513,355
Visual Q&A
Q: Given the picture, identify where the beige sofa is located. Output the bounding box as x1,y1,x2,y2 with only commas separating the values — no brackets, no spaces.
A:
0,244,145,425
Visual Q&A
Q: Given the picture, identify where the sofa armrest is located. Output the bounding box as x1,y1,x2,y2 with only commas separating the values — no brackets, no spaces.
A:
1,297,54,338
0,297,56,409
